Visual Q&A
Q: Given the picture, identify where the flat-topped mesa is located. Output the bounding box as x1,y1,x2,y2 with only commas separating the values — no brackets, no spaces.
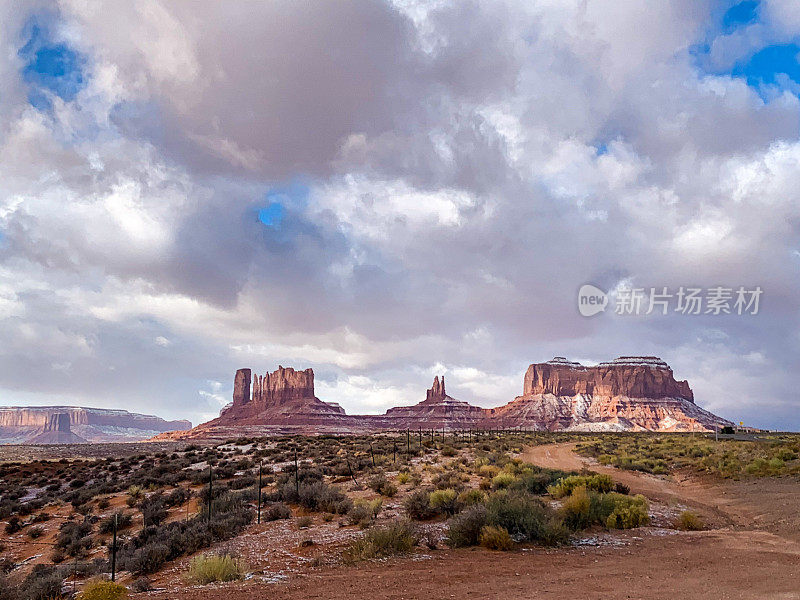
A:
233,366,316,408
524,356,694,402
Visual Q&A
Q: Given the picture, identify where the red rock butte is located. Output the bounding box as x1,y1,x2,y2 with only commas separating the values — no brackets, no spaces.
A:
158,357,732,441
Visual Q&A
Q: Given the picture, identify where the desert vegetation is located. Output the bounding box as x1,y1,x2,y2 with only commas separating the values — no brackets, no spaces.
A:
1,430,796,596
575,433,800,478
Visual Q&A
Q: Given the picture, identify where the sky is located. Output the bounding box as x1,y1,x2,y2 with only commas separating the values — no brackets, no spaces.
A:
0,0,798,430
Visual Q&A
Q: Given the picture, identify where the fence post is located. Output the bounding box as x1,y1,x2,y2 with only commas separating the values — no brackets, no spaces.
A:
346,455,358,485
207,466,213,523
257,462,262,524
370,442,376,467
111,513,117,581
294,448,300,497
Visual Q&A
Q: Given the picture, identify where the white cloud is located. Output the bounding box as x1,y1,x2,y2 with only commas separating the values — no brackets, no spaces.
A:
0,1,797,429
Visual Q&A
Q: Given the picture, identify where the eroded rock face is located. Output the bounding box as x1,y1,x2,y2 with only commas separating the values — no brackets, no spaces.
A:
499,356,729,432
27,413,88,444
233,368,252,405
250,366,316,407
523,356,693,401
426,376,446,402
194,366,347,434
384,375,484,429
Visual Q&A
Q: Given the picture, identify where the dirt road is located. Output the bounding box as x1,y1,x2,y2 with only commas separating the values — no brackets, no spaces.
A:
523,442,749,528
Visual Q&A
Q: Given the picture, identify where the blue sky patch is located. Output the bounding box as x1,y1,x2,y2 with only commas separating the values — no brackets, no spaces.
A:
19,20,86,111
731,43,800,88
722,1,759,33
258,203,284,228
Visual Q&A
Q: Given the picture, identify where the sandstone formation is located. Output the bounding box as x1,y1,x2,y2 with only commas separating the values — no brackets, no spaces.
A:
0,407,192,444
384,376,485,429
182,366,353,439
27,413,88,445
490,357,730,432
158,357,733,440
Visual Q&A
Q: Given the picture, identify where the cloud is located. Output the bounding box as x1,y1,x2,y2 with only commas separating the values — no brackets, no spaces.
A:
0,1,797,429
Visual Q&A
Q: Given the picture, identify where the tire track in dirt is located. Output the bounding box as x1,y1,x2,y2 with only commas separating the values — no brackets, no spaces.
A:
522,442,747,528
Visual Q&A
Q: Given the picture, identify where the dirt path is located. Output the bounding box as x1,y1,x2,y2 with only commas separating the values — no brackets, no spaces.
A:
523,442,753,528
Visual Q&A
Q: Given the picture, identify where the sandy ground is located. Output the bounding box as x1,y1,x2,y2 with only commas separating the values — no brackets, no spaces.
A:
142,443,800,600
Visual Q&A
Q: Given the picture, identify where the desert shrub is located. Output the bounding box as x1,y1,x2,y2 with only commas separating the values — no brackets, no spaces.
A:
26,526,44,539
0,558,15,575
491,473,517,490
0,575,19,600
676,511,703,531
264,502,291,521
76,579,128,600
56,518,93,557
404,489,436,520
614,482,630,495
396,471,411,485
117,491,252,575
440,446,457,457
127,486,143,500
485,490,569,546
367,474,394,497
548,474,613,498
518,469,568,495
21,566,63,600
343,520,419,562
479,525,513,551
348,499,382,528
4,517,21,535
164,488,190,508
604,494,650,529
296,516,312,529
140,496,167,527
478,464,500,479
560,485,593,530
456,489,485,507
186,554,245,584
429,489,459,516
278,480,352,514
130,578,151,593
99,512,132,534
121,544,169,575
446,505,487,548
431,471,466,491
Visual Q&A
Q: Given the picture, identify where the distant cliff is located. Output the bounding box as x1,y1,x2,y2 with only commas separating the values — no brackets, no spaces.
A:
0,407,192,444
160,357,733,441
489,357,729,432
